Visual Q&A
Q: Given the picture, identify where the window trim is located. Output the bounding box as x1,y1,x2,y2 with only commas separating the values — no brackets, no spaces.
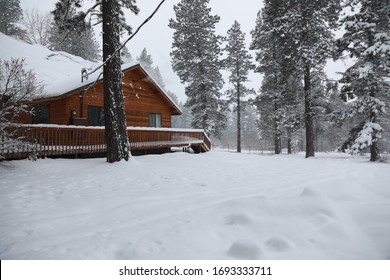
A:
32,104,50,124
149,113,162,128
88,105,105,126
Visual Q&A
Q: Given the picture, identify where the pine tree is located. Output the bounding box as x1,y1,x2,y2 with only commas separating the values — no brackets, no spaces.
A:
251,0,341,158
49,6,100,61
167,90,191,128
336,0,390,161
120,45,133,64
137,48,153,71
310,71,342,152
137,48,165,87
240,104,261,148
253,71,284,154
223,21,255,153
284,0,341,158
52,0,139,163
251,8,294,154
0,0,23,36
169,0,226,138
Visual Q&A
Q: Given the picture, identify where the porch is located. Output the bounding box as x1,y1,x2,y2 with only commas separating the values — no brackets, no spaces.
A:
1,125,211,160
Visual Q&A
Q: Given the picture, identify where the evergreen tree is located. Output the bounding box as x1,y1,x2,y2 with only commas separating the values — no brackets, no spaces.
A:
120,45,133,64
284,0,341,158
166,90,191,128
137,48,153,71
240,104,261,148
223,21,255,153
251,0,341,158
137,48,165,87
310,71,342,152
0,0,23,36
253,71,284,154
279,76,304,154
251,8,295,154
169,0,227,138
49,6,100,61
172,100,192,129
335,0,390,161
52,0,139,163
152,66,165,88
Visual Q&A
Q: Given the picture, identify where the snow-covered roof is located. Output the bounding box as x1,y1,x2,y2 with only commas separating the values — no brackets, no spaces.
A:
0,33,100,97
0,33,182,114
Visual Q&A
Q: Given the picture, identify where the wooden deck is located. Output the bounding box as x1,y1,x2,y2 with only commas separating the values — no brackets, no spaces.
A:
1,125,211,160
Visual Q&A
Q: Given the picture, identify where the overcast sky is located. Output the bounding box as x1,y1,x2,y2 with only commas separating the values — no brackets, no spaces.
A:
19,0,346,103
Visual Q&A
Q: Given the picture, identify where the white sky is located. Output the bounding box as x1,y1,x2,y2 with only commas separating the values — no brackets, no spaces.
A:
19,0,346,103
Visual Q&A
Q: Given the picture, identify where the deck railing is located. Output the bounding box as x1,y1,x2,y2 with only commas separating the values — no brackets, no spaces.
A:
1,125,211,160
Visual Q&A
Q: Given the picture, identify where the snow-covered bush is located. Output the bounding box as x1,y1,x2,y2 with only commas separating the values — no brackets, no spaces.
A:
351,122,383,153
0,58,43,160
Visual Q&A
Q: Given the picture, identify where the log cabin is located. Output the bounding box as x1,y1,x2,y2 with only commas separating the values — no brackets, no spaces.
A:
19,62,182,128
0,34,210,159
3,63,211,159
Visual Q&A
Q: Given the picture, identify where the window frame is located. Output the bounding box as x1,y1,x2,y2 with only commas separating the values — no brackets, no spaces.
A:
32,104,50,124
148,113,162,128
88,105,105,126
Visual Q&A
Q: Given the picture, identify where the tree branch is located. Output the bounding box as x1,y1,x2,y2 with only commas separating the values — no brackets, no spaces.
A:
85,0,166,78
58,1,103,45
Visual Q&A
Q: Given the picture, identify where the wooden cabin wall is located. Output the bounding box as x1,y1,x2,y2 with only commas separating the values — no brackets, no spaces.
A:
66,85,104,125
19,67,175,127
63,68,172,127
16,100,65,125
49,99,67,124
122,69,172,127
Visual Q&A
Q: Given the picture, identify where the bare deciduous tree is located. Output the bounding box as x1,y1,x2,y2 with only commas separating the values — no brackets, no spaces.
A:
21,9,52,46
0,58,43,160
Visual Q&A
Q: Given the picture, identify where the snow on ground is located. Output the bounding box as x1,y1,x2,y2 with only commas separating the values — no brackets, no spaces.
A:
0,151,390,260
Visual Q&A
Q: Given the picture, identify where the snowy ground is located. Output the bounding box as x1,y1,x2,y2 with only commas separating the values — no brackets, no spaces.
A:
1,151,390,260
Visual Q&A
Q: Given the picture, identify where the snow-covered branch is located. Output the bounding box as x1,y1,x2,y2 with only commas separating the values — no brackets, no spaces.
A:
57,1,103,45
0,58,44,160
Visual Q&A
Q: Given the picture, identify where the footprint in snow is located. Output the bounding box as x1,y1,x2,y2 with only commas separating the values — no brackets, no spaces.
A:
311,212,334,227
300,187,319,197
227,240,262,259
265,236,291,252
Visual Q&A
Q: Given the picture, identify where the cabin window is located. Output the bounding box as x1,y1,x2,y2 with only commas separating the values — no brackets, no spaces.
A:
32,104,50,124
88,106,105,126
149,113,162,128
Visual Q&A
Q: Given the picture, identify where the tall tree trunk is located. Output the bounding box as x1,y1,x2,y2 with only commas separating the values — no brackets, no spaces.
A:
273,74,281,155
368,35,380,162
370,112,380,162
200,83,208,131
274,102,281,154
304,63,314,158
237,82,241,153
287,129,292,154
102,0,129,163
